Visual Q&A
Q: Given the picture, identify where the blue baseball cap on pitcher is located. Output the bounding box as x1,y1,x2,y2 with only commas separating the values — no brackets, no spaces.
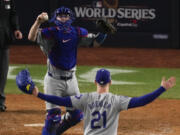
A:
95,69,111,85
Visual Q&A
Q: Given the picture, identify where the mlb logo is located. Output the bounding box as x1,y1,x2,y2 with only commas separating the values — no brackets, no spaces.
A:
96,1,102,7
5,4,11,9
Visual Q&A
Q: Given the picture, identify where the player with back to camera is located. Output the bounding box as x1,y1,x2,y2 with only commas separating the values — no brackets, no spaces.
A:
28,6,110,135
16,68,176,135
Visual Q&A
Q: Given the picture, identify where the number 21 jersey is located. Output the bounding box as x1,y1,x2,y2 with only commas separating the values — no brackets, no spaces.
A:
71,92,132,135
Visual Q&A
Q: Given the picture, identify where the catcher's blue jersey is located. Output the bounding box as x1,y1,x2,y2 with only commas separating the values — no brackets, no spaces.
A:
41,26,88,70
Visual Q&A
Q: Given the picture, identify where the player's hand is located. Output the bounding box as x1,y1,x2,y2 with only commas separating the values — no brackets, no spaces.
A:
36,12,49,24
14,30,23,39
32,86,39,97
161,76,176,90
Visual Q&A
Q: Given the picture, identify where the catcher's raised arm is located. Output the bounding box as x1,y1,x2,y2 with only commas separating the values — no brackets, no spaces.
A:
28,12,49,42
78,18,116,47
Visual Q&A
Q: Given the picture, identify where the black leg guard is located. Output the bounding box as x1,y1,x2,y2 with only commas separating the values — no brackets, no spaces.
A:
56,109,83,135
42,108,61,135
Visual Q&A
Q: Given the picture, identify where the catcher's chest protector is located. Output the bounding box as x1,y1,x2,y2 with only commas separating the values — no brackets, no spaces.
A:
48,27,79,70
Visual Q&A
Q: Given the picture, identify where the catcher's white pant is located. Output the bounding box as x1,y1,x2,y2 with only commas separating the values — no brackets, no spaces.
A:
44,71,80,110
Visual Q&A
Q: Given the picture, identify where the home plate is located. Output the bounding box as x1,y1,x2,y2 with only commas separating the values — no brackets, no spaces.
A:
24,123,44,127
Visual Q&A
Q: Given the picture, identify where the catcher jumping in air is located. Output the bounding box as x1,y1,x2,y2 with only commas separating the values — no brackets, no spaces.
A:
28,6,115,135
16,69,176,135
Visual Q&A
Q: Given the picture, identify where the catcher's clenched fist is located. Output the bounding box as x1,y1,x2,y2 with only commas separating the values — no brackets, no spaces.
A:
36,12,49,24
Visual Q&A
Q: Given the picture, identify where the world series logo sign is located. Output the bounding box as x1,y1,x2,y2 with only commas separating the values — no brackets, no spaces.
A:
74,6,156,28
58,0,171,32
58,0,171,46
69,0,159,30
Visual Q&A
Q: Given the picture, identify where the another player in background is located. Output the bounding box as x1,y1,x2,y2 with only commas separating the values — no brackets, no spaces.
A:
16,68,176,135
0,0,23,112
28,6,108,135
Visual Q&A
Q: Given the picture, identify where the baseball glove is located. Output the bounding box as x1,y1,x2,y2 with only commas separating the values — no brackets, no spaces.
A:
96,18,116,34
16,69,35,94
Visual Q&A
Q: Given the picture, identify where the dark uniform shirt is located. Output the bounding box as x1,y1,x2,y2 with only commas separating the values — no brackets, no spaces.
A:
0,0,19,48
39,26,88,70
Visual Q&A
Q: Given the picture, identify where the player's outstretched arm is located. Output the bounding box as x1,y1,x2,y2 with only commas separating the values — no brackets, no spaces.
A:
128,76,176,109
16,69,73,107
78,32,107,48
34,87,73,107
28,12,48,41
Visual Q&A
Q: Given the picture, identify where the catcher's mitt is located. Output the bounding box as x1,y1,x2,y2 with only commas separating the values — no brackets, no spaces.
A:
96,18,116,34
16,69,35,94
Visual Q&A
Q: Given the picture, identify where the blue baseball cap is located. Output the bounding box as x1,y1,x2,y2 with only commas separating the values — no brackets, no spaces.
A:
95,69,111,85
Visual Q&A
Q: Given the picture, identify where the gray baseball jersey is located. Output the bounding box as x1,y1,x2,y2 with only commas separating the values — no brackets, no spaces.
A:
71,92,132,135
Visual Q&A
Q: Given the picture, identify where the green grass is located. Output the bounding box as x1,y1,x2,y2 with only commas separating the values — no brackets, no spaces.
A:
5,64,180,99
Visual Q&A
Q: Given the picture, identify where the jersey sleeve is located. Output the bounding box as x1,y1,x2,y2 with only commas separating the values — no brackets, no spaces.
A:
114,95,132,112
77,27,88,37
77,27,96,47
70,93,89,111
36,29,55,56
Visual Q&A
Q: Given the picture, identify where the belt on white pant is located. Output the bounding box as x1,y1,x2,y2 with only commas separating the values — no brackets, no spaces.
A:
48,72,72,81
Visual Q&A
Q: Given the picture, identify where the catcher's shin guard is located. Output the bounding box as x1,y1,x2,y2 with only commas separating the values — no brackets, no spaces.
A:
42,108,61,135
56,109,83,134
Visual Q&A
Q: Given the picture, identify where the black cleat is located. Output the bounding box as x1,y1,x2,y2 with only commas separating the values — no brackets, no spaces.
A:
0,105,6,112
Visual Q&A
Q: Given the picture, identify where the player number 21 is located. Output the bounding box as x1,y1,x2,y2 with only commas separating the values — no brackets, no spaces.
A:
91,110,107,129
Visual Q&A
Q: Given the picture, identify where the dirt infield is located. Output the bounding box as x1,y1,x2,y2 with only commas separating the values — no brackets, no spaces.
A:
9,45,180,67
1,95,180,135
1,45,180,135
